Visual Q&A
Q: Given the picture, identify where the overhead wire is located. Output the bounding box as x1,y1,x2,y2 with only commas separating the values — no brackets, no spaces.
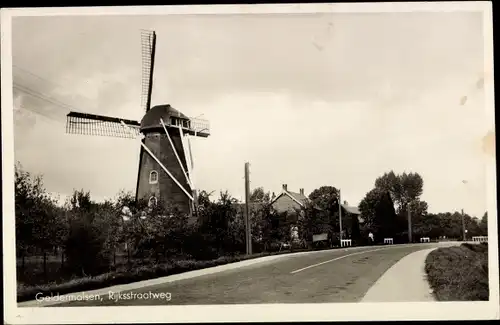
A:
12,66,90,122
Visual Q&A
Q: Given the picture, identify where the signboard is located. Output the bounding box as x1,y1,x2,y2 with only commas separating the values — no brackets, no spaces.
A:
313,233,328,242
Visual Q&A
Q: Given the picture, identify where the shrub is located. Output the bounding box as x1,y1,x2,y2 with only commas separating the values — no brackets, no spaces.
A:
425,243,489,301
64,218,111,276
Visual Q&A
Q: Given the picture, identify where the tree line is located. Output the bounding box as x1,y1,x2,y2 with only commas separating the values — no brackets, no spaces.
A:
358,171,487,243
15,162,487,286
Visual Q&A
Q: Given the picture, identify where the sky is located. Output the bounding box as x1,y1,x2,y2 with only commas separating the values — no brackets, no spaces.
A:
10,11,492,217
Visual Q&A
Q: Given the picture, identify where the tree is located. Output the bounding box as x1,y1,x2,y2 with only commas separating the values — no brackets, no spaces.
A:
64,189,114,275
479,212,488,235
15,162,64,261
196,190,239,257
250,187,271,203
372,171,427,238
465,215,482,238
349,212,361,243
297,202,329,243
251,201,277,251
412,212,441,239
308,186,340,212
374,171,424,214
438,212,463,239
358,188,398,242
307,186,340,240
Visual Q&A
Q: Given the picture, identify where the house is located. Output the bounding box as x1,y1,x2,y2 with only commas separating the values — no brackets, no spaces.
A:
270,185,364,224
233,184,365,243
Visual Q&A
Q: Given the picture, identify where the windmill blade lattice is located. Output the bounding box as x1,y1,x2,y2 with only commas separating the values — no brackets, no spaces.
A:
140,30,156,112
66,112,140,139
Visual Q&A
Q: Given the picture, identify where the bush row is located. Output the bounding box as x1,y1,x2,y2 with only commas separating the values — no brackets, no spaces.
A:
425,242,488,301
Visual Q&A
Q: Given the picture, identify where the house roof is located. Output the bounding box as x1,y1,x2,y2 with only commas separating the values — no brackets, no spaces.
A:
286,191,309,206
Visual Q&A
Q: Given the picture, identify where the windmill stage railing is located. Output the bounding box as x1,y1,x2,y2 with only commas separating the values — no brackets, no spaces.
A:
187,116,210,137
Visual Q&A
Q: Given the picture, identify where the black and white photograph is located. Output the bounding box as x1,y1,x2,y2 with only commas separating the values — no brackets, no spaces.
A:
2,2,498,323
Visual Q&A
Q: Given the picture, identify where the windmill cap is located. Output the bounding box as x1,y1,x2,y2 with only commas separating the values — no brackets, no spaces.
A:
140,104,189,131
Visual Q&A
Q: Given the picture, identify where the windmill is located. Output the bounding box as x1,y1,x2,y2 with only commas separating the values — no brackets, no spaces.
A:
65,30,210,217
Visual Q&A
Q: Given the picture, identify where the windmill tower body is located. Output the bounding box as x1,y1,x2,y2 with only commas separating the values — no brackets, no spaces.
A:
137,105,192,215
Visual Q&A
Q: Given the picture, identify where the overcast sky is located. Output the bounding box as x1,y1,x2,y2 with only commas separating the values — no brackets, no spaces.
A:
11,11,490,217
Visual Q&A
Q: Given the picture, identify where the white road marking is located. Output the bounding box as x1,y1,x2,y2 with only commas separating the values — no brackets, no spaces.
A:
290,247,391,274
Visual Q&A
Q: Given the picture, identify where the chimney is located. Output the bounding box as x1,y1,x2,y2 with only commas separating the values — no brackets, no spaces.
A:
282,184,288,191
300,188,304,195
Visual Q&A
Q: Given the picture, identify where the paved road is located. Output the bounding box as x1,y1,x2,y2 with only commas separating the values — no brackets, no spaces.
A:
54,244,436,306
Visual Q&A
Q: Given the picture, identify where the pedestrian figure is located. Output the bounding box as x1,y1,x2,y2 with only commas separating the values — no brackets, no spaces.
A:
368,232,374,245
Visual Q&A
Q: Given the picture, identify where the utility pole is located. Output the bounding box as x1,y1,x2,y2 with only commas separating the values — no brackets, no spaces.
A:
244,162,252,255
338,188,343,243
461,208,466,241
408,201,412,243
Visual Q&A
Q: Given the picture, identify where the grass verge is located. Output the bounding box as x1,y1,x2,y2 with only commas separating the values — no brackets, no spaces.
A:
425,242,489,301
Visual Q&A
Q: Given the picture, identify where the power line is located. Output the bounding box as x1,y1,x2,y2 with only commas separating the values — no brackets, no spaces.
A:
13,65,67,90
12,65,96,115
15,104,64,126
13,83,82,113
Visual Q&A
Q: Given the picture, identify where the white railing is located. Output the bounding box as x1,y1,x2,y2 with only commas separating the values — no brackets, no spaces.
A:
420,237,430,243
341,239,352,247
472,236,488,243
384,238,394,245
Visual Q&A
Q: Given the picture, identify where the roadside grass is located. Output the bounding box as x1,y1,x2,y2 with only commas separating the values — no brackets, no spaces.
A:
17,247,315,303
425,242,489,301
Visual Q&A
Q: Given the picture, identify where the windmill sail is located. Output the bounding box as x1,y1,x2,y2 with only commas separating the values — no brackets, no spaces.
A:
140,30,156,112
66,112,140,138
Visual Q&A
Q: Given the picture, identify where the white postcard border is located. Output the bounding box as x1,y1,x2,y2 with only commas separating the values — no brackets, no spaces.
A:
2,2,498,323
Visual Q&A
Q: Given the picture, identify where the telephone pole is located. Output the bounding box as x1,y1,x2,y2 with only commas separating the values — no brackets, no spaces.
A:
338,188,343,243
461,208,466,241
408,206,412,243
244,162,252,255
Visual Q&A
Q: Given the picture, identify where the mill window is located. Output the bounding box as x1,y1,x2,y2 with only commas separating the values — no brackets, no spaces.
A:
149,170,158,184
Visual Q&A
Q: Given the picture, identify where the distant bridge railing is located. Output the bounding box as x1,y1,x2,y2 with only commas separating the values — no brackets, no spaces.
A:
472,236,488,243
383,238,394,245
340,239,352,247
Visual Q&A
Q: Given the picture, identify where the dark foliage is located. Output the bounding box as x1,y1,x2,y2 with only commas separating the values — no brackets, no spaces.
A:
425,243,488,301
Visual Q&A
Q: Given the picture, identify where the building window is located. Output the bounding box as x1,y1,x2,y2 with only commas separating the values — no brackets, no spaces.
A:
182,120,189,128
170,117,177,126
148,196,157,208
149,170,158,184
